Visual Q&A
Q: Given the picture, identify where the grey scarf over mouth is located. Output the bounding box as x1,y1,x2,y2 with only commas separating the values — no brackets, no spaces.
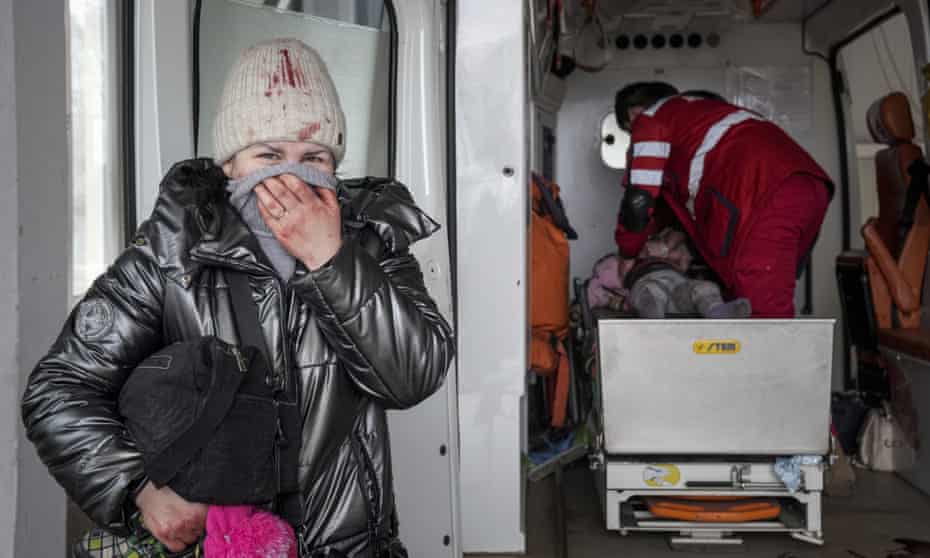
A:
226,163,339,281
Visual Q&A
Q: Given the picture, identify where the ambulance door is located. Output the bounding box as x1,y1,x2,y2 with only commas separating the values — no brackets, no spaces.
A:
455,0,528,554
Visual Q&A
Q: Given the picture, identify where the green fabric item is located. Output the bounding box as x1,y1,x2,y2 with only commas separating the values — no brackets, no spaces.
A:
72,515,202,558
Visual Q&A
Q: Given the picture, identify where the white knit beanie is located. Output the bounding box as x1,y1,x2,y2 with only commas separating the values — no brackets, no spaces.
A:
213,38,346,164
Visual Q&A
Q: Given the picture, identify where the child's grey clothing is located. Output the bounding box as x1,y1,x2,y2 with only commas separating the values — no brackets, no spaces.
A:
627,263,751,319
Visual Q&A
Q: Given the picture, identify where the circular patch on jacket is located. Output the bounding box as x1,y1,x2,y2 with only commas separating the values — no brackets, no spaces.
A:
75,299,114,341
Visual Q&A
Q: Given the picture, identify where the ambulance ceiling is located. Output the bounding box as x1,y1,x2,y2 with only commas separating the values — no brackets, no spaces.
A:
556,0,899,54
581,0,826,28
754,0,822,22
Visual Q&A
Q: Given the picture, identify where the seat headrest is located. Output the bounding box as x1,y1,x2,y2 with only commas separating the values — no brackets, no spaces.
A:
867,92,915,145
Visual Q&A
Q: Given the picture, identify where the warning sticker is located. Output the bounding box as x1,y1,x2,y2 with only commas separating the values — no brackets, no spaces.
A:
693,340,741,354
643,464,681,487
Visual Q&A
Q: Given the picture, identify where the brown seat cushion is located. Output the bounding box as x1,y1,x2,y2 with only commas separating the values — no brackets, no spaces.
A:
867,92,924,256
878,328,930,363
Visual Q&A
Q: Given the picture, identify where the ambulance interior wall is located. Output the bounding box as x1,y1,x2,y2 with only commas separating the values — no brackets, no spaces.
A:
553,23,845,388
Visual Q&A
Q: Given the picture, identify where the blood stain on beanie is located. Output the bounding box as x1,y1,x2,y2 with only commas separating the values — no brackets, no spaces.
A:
284,49,301,86
298,122,321,142
266,49,305,96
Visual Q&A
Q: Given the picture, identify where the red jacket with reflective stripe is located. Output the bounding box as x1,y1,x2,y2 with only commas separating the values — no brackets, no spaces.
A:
615,95,833,288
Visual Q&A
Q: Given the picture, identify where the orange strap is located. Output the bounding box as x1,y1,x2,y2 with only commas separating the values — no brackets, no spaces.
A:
530,331,559,375
549,338,570,428
530,330,571,428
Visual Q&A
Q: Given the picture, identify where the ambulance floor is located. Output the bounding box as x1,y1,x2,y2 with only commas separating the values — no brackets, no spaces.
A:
466,462,930,558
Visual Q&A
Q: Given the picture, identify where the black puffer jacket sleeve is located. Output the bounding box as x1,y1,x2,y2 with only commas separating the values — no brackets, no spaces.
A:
290,179,454,409
21,243,165,534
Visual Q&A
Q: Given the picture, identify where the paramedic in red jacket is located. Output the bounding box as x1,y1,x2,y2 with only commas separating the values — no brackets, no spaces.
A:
614,82,833,317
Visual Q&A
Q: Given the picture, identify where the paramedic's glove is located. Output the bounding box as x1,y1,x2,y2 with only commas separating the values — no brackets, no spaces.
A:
135,481,208,552
619,186,655,233
255,173,343,270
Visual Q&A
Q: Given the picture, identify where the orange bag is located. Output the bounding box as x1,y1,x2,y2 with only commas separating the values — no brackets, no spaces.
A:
529,174,577,427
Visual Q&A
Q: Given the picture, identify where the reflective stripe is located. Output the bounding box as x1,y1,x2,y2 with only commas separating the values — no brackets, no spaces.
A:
632,141,671,159
643,96,672,117
687,110,762,213
630,169,664,186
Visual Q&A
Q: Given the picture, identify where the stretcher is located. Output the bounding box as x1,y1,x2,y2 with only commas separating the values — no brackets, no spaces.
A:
591,318,835,546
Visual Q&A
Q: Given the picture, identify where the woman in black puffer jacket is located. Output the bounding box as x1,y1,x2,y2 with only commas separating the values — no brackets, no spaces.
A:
22,38,454,557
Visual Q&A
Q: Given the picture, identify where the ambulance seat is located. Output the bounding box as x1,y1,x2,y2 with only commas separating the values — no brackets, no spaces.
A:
867,92,925,257
861,92,929,332
836,91,930,395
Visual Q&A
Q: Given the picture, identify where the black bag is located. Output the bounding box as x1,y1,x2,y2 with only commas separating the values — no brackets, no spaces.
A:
377,539,409,558
830,391,870,455
119,272,301,518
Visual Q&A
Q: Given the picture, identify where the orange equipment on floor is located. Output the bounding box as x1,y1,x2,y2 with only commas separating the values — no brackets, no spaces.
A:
529,173,577,428
646,498,782,523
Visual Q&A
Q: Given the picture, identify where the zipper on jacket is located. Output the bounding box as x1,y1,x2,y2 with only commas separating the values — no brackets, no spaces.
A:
273,399,284,492
243,272,291,394
247,271,291,394
230,345,248,373
352,431,384,551
274,400,288,446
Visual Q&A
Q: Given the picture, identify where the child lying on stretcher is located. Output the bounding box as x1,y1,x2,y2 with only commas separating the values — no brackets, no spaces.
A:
586,228,751,318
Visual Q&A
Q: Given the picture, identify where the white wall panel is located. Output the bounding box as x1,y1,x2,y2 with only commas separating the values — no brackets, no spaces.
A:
388,1,459,556
0,0,19,555
13,1,71,557
456,0,527,553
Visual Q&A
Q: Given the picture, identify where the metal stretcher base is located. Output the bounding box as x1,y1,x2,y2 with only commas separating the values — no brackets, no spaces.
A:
592,319,835,546
595,459,824,546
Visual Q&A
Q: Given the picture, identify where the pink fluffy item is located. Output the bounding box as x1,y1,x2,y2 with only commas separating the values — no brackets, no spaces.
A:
586,255,629,310
203,505,298,558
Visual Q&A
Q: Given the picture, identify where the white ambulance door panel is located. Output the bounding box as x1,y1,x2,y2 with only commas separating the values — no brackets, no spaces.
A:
386,2,460,557
456,0,528,553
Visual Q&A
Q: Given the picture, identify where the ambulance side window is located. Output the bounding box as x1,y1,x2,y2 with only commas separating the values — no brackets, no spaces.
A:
837,13,922,244
69,0,126,298
243,1,386,28
195,0,394,178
